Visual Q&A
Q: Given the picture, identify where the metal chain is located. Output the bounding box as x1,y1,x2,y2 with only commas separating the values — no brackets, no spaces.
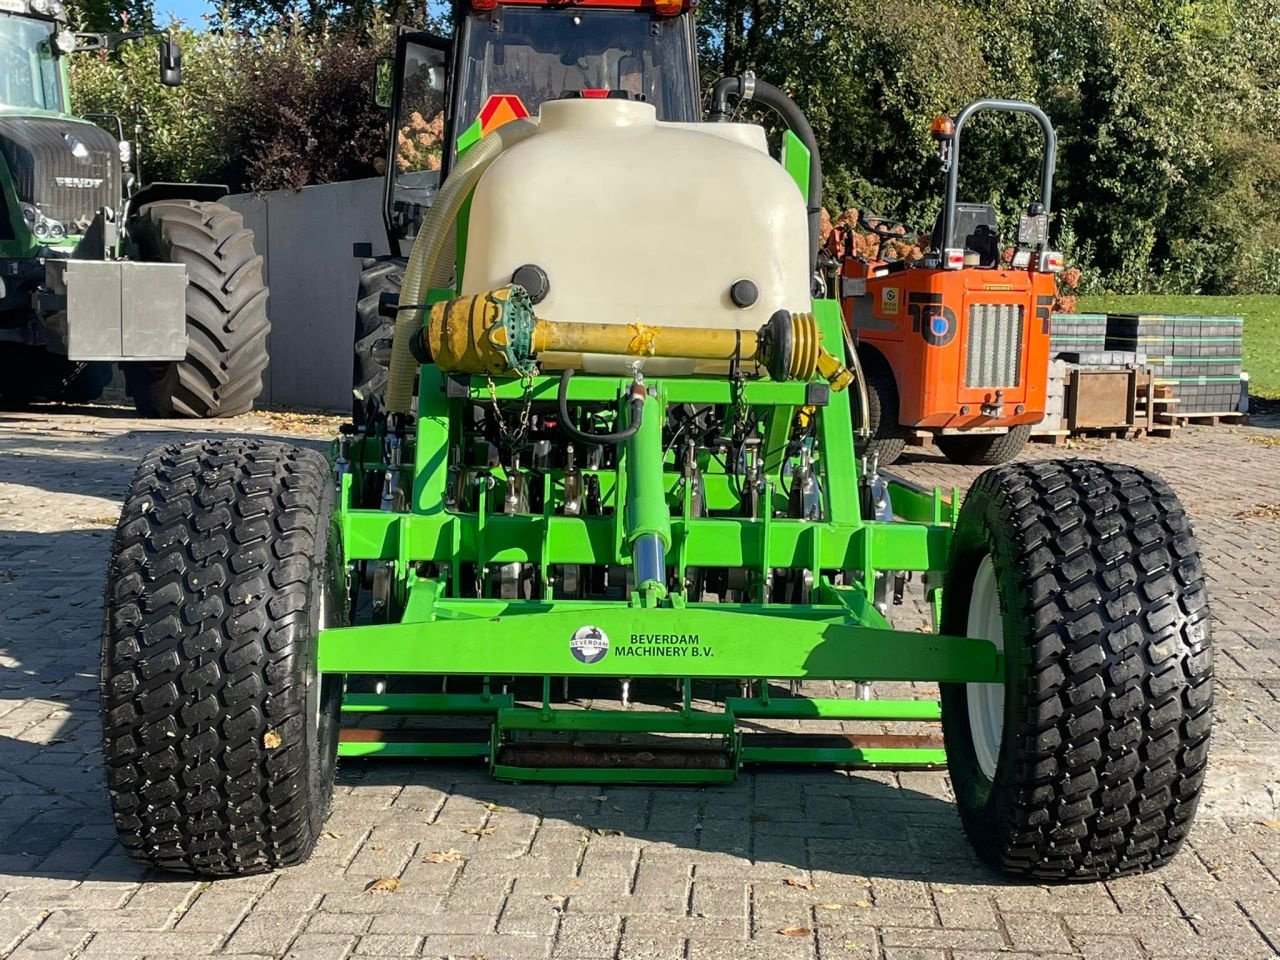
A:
486,374,535,454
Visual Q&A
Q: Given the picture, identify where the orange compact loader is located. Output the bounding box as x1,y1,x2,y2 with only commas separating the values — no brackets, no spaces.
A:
835,99,1060,466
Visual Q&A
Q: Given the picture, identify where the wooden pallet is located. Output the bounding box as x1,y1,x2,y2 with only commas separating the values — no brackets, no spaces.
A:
1155,410,1249,427
1029,430,1070,446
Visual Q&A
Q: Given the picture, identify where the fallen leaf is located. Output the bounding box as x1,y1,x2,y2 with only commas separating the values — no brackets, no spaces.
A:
937,886,957,894
784,877,815,891
777,925,812,937
592,827,624,837
1261,820,1280,829
750,813,770,823
842,941,862,952
853,899,871,909
545,894,566,906
262,730,282,749
422,849,463,864
321,831,344,840
484,802,504,812
465,826,496,837
371,844,385,852
592,795,609,802
817,903,843,911
365,876,401,893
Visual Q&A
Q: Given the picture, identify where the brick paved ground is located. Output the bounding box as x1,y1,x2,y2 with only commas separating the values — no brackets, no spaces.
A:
1,405,1278,960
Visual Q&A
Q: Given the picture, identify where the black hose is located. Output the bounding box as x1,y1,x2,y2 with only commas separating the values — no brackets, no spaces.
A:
709,74,823,271
557,368,644,446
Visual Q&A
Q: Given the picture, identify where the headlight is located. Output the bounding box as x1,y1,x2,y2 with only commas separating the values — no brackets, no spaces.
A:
48,0,65,16
48,221,66,239
19,203,38,224
119,140,133,164
30,0,51,13
56,30,77,54
33,221,50,238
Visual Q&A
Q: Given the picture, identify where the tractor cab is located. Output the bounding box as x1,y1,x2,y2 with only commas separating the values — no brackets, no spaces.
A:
380,0,700,255
0,9,66,113
834,99,1062,466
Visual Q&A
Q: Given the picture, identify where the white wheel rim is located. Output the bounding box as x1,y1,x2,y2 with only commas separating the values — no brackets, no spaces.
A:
966,554,1005,780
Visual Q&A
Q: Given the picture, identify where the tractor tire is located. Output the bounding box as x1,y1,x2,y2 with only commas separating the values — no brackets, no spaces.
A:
352,256,405,427
939,460,1213,881
0,343,111,406
854,349,906,467
936,423,1032,466
101,439,342,875
125,200,269,418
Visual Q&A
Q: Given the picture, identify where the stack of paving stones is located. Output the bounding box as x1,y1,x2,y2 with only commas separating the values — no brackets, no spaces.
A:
1035,356,1068,433
1107,313,1245,414
1048,312,1108,357
1043,313,1145,436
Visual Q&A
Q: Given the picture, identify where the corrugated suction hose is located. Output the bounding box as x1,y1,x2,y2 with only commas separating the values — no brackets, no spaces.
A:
385,119,539,415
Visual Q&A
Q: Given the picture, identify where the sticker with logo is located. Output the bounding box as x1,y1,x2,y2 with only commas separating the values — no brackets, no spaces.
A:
908,292,957,348
880,287,901,316
569,626,609,664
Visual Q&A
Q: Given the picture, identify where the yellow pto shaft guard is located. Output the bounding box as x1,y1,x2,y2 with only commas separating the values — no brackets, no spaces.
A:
410,285,853,391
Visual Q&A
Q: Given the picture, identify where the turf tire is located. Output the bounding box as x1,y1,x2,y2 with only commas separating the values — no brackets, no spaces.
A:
125,200,269,418
855,348,907,467
939,459,1213,880
352,256,405,427
101,439,341,875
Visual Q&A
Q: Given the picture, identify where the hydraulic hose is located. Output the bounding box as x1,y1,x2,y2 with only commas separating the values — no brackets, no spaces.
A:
709,74,823,272
557,369,645,446
385,118,539,415
840,320,872,440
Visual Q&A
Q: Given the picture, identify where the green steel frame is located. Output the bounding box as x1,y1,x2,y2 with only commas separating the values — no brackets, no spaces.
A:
321,300,991,782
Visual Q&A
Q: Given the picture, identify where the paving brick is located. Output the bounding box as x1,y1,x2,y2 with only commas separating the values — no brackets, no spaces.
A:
224,911,310,955
281,932,357,960
550,913,622,958
419,932,551,958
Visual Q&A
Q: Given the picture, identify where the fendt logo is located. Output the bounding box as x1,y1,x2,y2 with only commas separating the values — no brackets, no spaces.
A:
54,177,104,189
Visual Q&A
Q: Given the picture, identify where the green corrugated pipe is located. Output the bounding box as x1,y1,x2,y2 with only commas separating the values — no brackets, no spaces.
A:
385,118,539,415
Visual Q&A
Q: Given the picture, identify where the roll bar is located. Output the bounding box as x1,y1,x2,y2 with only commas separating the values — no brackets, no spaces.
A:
939,99,1056,254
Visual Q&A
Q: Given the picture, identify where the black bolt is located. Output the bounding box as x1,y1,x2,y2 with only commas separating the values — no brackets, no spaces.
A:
729,278,759,308
512,264,550,304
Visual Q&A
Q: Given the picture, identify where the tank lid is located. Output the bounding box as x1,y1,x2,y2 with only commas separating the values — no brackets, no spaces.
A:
537,98,658,133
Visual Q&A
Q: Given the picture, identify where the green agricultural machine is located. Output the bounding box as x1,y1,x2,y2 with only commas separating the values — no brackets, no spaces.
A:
102,0,1213,883
0,0,269,416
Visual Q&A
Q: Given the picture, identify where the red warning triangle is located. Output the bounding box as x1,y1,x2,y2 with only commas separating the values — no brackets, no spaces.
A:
478,94,531,135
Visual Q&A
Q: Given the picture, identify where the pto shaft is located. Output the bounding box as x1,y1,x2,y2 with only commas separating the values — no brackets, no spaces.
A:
411,285,852,391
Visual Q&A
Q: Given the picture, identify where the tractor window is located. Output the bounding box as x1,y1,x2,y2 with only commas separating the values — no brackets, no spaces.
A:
0,16,63,112
456,7,698,138
389,39,448,252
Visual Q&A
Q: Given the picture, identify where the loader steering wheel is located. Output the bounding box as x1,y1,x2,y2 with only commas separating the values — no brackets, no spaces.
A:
859,213,911,260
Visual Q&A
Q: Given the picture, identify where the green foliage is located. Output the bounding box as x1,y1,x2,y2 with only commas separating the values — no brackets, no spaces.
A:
66,0,1280,298
67,0,154,31
700,0,1280,296
70,21,397,192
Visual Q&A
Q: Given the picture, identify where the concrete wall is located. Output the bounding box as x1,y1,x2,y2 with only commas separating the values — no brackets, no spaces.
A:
224,178,393,411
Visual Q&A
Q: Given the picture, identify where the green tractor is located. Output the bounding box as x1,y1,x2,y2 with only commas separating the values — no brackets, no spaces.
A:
102,0,1213,882
0,0,269,416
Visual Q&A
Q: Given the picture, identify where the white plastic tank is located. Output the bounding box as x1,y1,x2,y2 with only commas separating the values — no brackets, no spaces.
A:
461,98,812,374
